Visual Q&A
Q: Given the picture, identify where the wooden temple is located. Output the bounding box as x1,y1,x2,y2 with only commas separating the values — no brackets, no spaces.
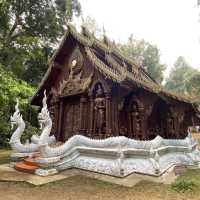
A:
31,24,200,141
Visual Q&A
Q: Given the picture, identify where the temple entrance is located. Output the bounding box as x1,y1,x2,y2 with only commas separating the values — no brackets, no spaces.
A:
62,97,80,140
147,99,174,139
179,110,191,138
120,94,144,139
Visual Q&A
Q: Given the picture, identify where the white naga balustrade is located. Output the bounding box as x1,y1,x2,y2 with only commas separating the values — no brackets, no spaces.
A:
35,133,200,177
10,91,200,177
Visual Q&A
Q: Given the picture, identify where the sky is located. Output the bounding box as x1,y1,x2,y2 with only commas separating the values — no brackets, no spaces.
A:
76,0,200,77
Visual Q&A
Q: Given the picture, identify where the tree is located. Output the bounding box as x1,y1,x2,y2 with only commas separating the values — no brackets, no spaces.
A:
0,63,38,148
82,17,166,83
165,56,200,102
186,72,200,102
118,35,166,83
0,0,81,84
0,0,82,147
82,16,103,38
22,45,53,86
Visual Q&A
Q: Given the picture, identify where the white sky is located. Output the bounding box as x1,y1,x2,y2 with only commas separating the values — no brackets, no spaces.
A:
77,0,200,77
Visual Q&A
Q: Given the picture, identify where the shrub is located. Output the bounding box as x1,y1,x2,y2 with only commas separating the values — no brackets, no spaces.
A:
171,180,195,192
0,64,38,148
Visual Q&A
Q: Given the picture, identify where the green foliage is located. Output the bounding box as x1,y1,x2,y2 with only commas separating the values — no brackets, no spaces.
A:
118,35,166,83
0,0,81,84
171,180,195,192
83,16,103,37
165,56,200,102
0,64,38,148
22,45,52,86
21,122,39,144
0,0,82,148
0,64,34,104
0,149,11,164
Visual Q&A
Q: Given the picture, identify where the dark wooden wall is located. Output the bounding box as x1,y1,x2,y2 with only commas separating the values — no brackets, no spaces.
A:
46,41,195,141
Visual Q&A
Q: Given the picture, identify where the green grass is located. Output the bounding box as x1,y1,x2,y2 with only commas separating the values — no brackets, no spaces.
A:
171,180,195,192
175,169,200,186
0,149,11,164
169,168,200,194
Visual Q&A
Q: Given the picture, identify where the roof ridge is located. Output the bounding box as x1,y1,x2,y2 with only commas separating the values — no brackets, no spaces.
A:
31,23,197,105
49,24,150,80
85,47,161,93
105,53,160,91
67,24,140,70
85,47,123,82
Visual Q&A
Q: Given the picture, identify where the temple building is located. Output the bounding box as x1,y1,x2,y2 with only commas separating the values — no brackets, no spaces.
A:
31,24,200,142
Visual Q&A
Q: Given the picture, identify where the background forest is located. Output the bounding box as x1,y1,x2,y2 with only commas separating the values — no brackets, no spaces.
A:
0,0,200,148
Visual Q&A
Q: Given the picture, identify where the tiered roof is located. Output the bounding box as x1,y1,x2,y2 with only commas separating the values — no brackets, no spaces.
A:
31,24,197,106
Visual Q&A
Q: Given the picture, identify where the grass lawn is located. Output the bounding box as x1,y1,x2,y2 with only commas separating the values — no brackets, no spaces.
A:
0,173,199,200
0,149,11,164
0,152,200,200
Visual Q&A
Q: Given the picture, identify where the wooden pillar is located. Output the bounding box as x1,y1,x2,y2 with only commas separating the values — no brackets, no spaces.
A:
111,101,116,136
55,103,59,135
80,96,84,131
105,93,111,136
58,100,64,141
128,113,132,137
89,96,94,137
80,95,87,134
140,111,145,139
49,103,58,136
113,101,119,136
116,104,120,136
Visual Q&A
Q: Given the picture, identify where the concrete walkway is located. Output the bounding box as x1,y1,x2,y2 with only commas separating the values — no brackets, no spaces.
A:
0,163,177,187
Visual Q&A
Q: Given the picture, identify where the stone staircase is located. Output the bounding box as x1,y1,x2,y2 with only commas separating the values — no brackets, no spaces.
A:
14,156,39,174
14,142,63,175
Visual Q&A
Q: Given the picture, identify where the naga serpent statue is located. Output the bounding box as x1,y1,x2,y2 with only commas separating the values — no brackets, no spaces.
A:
37,90,54,146
31,90,56,145
10,99,38,153
9,92,55,155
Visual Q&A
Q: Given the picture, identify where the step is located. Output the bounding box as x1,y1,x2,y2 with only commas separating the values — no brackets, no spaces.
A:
31,152,41,158
14,162,39,174
24,157,38,166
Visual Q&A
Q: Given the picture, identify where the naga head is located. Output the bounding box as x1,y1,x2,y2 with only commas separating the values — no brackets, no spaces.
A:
38,90,51,129
10,99,23,129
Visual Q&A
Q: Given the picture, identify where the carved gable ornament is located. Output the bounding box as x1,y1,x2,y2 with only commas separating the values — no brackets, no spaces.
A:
58,47,93,97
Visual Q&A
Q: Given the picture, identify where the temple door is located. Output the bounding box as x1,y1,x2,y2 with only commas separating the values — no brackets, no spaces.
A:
62,97,80,140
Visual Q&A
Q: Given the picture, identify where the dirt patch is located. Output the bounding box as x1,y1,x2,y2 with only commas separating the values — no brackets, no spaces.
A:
0,175,198,200
192,133,200,143
0,135,200,200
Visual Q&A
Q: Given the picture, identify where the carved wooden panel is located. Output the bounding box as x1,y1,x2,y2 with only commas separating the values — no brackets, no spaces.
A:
63,98,80,140
68,46,83,80
49,104,59,135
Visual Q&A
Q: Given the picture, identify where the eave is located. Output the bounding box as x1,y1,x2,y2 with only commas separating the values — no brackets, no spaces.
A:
31,23,198,107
